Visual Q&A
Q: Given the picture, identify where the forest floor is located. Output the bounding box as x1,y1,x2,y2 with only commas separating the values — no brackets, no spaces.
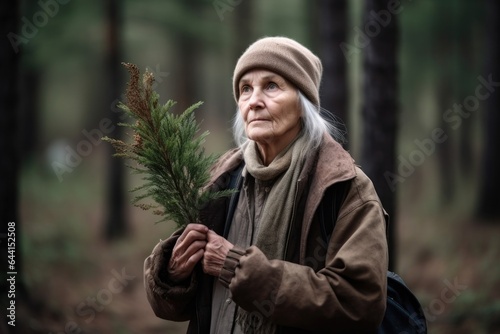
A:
13,153,500,334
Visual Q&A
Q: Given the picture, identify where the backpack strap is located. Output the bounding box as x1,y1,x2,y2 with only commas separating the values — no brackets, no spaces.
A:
319,180,351,243
223,162,244,238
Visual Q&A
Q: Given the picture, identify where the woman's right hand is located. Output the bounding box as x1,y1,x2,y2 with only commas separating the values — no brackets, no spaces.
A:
168,223,209,282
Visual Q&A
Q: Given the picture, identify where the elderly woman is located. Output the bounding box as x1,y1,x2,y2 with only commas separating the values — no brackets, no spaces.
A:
144,37,388,333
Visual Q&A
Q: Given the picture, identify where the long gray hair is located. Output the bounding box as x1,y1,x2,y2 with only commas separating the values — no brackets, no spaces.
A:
232,91,346,152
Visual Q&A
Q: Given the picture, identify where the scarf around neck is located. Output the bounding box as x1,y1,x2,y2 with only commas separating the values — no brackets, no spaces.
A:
238,132,310,333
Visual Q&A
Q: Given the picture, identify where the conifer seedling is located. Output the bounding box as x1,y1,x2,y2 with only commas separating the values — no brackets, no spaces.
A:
103,63,234,228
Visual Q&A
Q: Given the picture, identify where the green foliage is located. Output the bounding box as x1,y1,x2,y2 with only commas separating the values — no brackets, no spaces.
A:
103,63,233,227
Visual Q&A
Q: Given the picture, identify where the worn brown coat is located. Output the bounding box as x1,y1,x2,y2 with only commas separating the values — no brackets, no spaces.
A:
144,135,388,333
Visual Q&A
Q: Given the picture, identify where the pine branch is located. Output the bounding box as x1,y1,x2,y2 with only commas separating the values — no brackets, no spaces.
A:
103,62,234,228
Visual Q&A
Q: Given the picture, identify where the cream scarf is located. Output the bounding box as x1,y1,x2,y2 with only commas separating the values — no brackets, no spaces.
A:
237,132,309,334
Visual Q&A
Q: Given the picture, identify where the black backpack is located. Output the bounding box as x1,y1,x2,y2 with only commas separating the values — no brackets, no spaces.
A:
320,183,427,334
226,164,427,333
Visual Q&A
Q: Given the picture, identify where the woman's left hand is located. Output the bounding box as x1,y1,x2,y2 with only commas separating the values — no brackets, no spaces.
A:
202,230,234,277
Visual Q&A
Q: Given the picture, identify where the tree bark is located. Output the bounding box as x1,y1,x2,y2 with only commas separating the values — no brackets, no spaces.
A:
436,82,455,206
233,0,254,57
456,18,475,177
476,0,500,221
175,0,206,112
20,70,40,157
1,1,23,330
360,0,399,270
318,0,348,147
104,0,127,240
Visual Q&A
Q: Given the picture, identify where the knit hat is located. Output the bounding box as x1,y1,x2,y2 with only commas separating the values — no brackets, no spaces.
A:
233,36,323,107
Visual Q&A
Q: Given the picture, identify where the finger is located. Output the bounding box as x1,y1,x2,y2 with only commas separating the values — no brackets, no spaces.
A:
206,230,232,252
175,230,207,251
178,224,209,243
185,223,209,235
206,230,223,249
178,231,208,253
169,243,205,280
186,248,204,271
206,229,220,241
182,240,207,260
172,238,206,262
176,248,204,278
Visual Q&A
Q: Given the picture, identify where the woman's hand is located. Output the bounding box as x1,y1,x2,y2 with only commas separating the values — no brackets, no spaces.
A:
168,223,209,282
203,230,234,277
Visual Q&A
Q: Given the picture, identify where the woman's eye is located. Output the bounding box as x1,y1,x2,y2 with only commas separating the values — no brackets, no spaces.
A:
267,82,278,90
240,85,251,94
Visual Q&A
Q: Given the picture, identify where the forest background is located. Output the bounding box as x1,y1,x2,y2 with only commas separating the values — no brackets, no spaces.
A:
1,0,499,333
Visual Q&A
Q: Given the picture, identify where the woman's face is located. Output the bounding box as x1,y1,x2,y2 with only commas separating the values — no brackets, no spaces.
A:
238,69,301,156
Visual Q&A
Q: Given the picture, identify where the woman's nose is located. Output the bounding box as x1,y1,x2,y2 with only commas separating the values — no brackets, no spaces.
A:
248,89,264,109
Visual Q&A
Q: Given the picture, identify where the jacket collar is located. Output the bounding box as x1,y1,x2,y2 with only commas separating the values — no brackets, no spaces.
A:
310,133,356,191
208,147,244,188
299,134,357,262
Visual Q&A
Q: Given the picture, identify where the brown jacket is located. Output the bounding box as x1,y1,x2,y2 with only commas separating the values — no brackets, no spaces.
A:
144,135,388,333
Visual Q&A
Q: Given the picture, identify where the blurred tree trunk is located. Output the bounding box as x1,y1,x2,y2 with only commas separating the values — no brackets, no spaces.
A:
18,1,42,159
175,0,204,112
20,70,40,156
1,0,24,328
360,0,399,270
233,0,254,57
476,0,500,221
232,0,254,103
435,2,477,207
318,0,348,147
434,12,455,206
176,34,198,112
456,13,475,177
436,84,455,205
104,0,127,240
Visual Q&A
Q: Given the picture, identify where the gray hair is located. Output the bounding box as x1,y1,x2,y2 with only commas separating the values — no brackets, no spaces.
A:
232,91,346,152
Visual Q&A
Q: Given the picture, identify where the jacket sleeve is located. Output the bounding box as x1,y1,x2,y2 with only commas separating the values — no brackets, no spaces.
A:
143,228,199,321
219,176,388,332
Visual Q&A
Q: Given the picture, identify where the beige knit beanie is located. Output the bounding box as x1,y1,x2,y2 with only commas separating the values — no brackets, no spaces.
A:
233,36,323,107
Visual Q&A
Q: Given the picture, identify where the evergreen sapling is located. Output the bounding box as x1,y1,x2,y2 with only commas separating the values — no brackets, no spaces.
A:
103,63,234,228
